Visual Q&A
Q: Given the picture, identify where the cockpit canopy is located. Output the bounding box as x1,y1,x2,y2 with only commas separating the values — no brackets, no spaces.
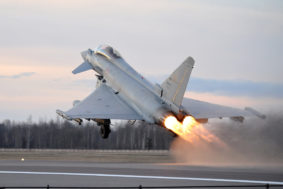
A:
95,45,122,59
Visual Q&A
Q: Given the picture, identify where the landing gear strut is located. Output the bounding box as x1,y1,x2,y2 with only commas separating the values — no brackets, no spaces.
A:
94,119,111,139
100,123,111,139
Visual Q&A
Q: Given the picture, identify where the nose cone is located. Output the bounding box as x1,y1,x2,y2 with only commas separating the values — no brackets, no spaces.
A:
81,49,94,60
81,50,89,60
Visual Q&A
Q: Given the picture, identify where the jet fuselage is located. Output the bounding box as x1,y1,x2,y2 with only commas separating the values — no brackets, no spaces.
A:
81,47,178,125
57,45,261,139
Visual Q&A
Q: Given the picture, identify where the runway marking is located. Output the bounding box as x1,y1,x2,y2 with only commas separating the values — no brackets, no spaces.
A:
0,170,283,185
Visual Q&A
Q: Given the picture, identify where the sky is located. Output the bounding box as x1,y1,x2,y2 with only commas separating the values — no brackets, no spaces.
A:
0,0,283,122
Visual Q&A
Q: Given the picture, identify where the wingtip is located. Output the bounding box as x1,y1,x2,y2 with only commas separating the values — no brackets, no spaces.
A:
56,109,71,120
245,107,266,119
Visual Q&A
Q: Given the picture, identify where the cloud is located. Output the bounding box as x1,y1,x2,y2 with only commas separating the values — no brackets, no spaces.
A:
0,72,36,79
189,77,283,98
147,75,283,98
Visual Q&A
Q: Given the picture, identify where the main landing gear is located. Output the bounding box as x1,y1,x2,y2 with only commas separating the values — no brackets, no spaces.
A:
94,119,111,139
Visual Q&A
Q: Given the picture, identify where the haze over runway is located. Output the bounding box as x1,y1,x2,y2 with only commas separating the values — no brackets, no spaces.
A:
0,0,282,121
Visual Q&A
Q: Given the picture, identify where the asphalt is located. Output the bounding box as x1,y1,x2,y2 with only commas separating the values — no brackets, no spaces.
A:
0,160,283,188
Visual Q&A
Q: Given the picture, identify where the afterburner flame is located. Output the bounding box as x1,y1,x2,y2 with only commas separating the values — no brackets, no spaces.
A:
164,115,223,144
164,116,182,131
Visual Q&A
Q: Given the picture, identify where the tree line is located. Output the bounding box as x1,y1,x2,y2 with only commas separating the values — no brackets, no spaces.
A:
0,118,174,150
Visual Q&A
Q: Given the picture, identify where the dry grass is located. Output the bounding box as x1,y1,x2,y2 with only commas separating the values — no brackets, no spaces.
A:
0,149,173,163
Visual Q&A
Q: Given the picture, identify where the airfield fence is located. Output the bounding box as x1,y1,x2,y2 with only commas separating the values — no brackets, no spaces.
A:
1,184,283,188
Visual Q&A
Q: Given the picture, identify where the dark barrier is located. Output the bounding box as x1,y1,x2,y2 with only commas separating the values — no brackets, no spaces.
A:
1,184,283,189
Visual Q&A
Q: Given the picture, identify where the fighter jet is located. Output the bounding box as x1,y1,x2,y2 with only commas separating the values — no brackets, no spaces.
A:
56,45,264,138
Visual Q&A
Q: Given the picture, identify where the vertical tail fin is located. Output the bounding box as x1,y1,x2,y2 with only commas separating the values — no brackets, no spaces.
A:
161,57,195,107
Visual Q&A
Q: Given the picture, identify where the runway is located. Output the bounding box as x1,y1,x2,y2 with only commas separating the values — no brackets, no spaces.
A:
0,160,283,188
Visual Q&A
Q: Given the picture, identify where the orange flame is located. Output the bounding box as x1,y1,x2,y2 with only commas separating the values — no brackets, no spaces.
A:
164,115,223,144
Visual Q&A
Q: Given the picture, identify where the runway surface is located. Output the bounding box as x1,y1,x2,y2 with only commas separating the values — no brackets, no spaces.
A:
0,160,283,188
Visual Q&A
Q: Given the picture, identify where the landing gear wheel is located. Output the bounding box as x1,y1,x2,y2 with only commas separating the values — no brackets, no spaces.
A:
100,124,111,139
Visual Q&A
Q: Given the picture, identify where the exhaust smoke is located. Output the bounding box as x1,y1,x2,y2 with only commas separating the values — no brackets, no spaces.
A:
170,111,283,166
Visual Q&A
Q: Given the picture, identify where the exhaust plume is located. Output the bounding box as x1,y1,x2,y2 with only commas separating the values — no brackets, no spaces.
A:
164,115,225,145
170,111,283,166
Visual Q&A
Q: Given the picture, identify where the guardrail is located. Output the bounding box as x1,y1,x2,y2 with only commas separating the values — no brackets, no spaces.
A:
1,184,283,188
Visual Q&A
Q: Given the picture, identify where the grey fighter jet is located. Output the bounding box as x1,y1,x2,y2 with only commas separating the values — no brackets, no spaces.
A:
56,45,264,138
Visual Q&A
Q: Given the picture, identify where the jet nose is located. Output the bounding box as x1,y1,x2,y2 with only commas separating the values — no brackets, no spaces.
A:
80,50,89,60
81,49,95,60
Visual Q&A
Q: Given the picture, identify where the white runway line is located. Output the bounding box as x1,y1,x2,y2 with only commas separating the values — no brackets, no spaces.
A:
0,170,283,185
